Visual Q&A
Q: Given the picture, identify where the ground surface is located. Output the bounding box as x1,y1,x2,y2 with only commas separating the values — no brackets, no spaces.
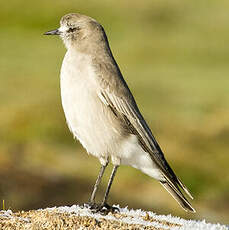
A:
0,205,227,230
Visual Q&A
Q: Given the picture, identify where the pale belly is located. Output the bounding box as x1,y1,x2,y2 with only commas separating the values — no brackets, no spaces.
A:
60,51,123,161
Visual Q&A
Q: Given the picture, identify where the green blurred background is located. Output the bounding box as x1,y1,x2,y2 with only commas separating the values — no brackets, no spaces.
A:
0,0,229,225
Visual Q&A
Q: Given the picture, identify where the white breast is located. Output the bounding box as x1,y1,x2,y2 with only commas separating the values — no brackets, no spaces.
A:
60,50,121,160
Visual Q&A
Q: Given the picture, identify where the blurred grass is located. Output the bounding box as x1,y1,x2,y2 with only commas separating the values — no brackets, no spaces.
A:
0,0,229,225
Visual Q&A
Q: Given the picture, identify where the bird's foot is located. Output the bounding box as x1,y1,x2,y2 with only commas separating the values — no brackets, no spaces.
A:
84,202,119,214
84,202,100,210
98,203,119,214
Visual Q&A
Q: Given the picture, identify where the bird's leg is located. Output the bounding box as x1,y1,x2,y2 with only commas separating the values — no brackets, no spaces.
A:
88,161,108,208
99,165,119,213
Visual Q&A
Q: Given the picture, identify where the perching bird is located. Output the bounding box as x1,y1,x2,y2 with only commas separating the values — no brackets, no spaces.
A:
44,13,195,213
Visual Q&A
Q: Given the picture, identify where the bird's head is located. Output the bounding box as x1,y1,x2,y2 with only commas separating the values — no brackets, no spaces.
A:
44,13,107,51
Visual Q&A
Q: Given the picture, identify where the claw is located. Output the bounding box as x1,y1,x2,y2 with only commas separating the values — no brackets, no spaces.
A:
84,202,119,214
99,203,119,214
84,202,100,210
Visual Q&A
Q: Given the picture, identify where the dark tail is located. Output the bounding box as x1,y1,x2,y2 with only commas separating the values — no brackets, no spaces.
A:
160,181,195,212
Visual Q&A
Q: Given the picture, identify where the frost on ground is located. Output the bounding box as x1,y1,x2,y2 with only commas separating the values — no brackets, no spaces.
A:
0,205,228,230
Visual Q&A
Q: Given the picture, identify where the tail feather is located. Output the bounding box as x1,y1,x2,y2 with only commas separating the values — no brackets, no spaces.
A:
160,181,196,213
177,178,193,200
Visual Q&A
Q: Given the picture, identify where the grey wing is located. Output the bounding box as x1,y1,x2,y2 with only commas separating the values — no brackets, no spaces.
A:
98,84,177,179
95,61,193,202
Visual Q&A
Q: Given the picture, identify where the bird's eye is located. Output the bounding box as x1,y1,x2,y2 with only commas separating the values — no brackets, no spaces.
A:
67,27,80,33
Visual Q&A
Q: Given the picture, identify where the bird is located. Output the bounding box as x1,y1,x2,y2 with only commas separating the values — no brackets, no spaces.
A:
44,13,195,213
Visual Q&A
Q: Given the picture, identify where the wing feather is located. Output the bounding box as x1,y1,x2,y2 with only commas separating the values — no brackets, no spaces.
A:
93,56,193,203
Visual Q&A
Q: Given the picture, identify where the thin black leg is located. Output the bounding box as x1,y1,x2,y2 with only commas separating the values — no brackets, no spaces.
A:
89,162,108,204
102,165,119,205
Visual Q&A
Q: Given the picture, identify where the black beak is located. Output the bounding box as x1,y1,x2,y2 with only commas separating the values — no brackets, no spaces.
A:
44,29,61,35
